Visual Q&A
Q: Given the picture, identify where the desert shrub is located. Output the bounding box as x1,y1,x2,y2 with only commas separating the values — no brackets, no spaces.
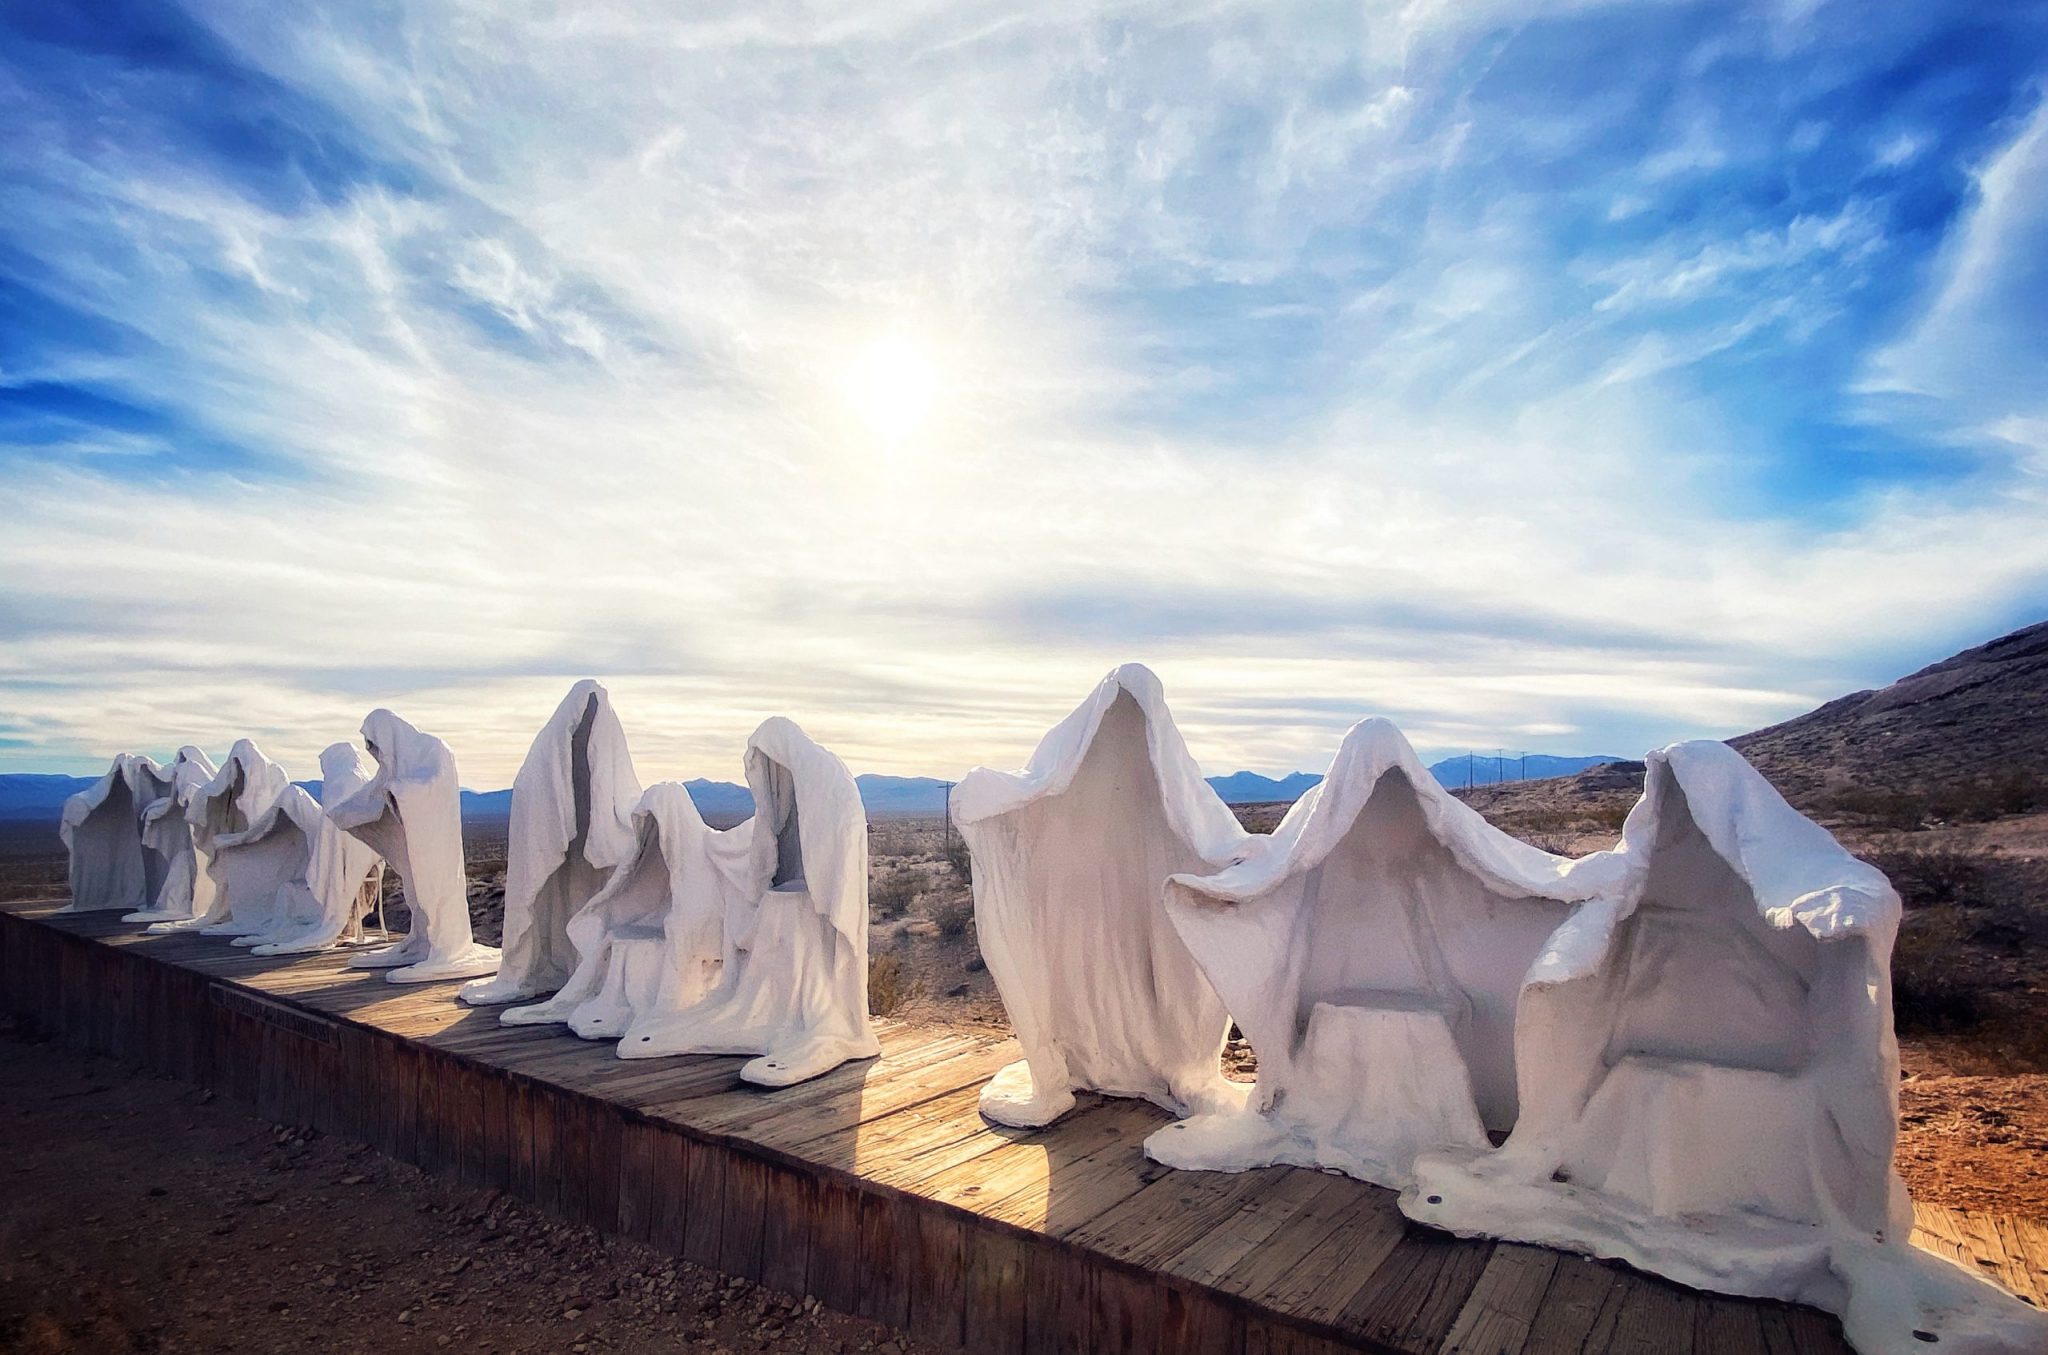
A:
1967,855,2048,951
929,892,974,938
1831,774,2047,829
943,831,972,882
1891,908,1986,1035
868,952,926,1016
870,865,922,917
1859,842,1990,908
1517,831,1579,856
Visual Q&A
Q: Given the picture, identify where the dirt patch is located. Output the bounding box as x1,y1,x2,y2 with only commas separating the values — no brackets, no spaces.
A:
0,1019,944,1355
1896,1069,2048,1217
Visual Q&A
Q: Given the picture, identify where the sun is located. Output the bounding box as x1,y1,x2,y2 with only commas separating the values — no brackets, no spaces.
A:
841,335,938,441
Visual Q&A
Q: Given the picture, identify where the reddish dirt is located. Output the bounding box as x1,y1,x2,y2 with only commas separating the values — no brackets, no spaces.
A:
1895,1062,2048,1217
0,1021,943,1355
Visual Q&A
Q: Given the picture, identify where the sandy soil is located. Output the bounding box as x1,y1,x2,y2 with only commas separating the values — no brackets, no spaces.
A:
0,1019,944,1355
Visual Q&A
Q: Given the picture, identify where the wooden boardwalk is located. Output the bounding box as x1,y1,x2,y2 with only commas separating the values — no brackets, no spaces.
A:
4,897,2042,1355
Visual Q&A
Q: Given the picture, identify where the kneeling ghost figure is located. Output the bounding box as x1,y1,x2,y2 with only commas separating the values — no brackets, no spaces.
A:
125,746,219,925
1400,741,2048,1355
231,744,388,956
148,740,295,937
1146,717,1620,1189
617,717,880,1088
330,709,501,984
500,779,736,1039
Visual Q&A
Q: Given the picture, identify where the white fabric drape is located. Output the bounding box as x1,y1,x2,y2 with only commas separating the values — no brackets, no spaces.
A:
502,780,738,1039
462,680,641,1006
147,740,293,936
236,743,387,955
60,753,175,913
1146,716,1624,1187
1403,741,2046,1355
951,663,1257,1128
616,717,879,1087
126,746,220,924
331,709,500,984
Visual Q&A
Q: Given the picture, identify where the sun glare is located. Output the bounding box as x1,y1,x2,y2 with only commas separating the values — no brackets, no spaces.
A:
842,335,938,440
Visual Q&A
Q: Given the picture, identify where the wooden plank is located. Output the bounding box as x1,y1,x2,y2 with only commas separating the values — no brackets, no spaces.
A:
805,1174,862,1313
1522,1259,1628,1354
480,1069,514,1192
855,1187,911,1330
680,1135,724,1267
1692,1296,1765,1355
1166,1166,1338,1289
962,1225,1030,1353
1755,1302,1851,1355
1439,1243,1560,1355
719,1152,769,1282
648,1128,692,1258
759,1160,813,1296
1334,1223,1495,1351
1246,1184,1410,1330
907,1204,968,1350
616,1116,660,1243
1088,1262,1160,1355
1067,1161,1293,1267
1581,1266,1699,1355
1021,1235,1091,1355
660,1027,972,1131
671,1032,999,1147
1158,1280,1243,1355
584,1094,623,1231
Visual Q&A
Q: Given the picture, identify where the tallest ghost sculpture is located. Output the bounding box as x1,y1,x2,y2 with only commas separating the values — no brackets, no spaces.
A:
330,709,500,984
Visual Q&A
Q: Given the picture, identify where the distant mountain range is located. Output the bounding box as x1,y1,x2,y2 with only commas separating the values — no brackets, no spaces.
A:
1423,753,1624,791
9,618,2041,836
1204,770,1326,804
0,755,1626,824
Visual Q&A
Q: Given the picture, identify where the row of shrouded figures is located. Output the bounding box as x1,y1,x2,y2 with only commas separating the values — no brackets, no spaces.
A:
58,667,2043,1355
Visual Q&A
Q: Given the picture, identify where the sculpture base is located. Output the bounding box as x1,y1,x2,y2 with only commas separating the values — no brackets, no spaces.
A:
382,943,501,984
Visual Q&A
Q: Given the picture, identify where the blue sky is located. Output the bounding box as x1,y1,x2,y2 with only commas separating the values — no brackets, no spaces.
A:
2,0,2045,785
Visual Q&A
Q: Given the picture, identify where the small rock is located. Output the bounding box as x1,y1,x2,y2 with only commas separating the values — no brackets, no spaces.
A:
397,1310,414,1325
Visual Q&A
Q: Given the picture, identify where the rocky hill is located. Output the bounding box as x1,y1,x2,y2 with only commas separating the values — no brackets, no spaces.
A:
1457,618,2048,832
1729,619,2048,804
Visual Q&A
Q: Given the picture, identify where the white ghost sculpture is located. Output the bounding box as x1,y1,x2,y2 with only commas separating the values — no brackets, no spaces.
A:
59,753,175,913
146,740,295,936
616,717,879,1088
226,744,389,955
461,680,641,1006
1145,717,1623,1188
331,709,501,984
123,747,220,924
502,780,736,1040
951,664,1256,1129
1402,741,2048,1355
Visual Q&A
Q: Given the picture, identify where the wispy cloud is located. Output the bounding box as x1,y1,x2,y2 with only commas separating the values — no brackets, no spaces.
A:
1,0,2045,785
